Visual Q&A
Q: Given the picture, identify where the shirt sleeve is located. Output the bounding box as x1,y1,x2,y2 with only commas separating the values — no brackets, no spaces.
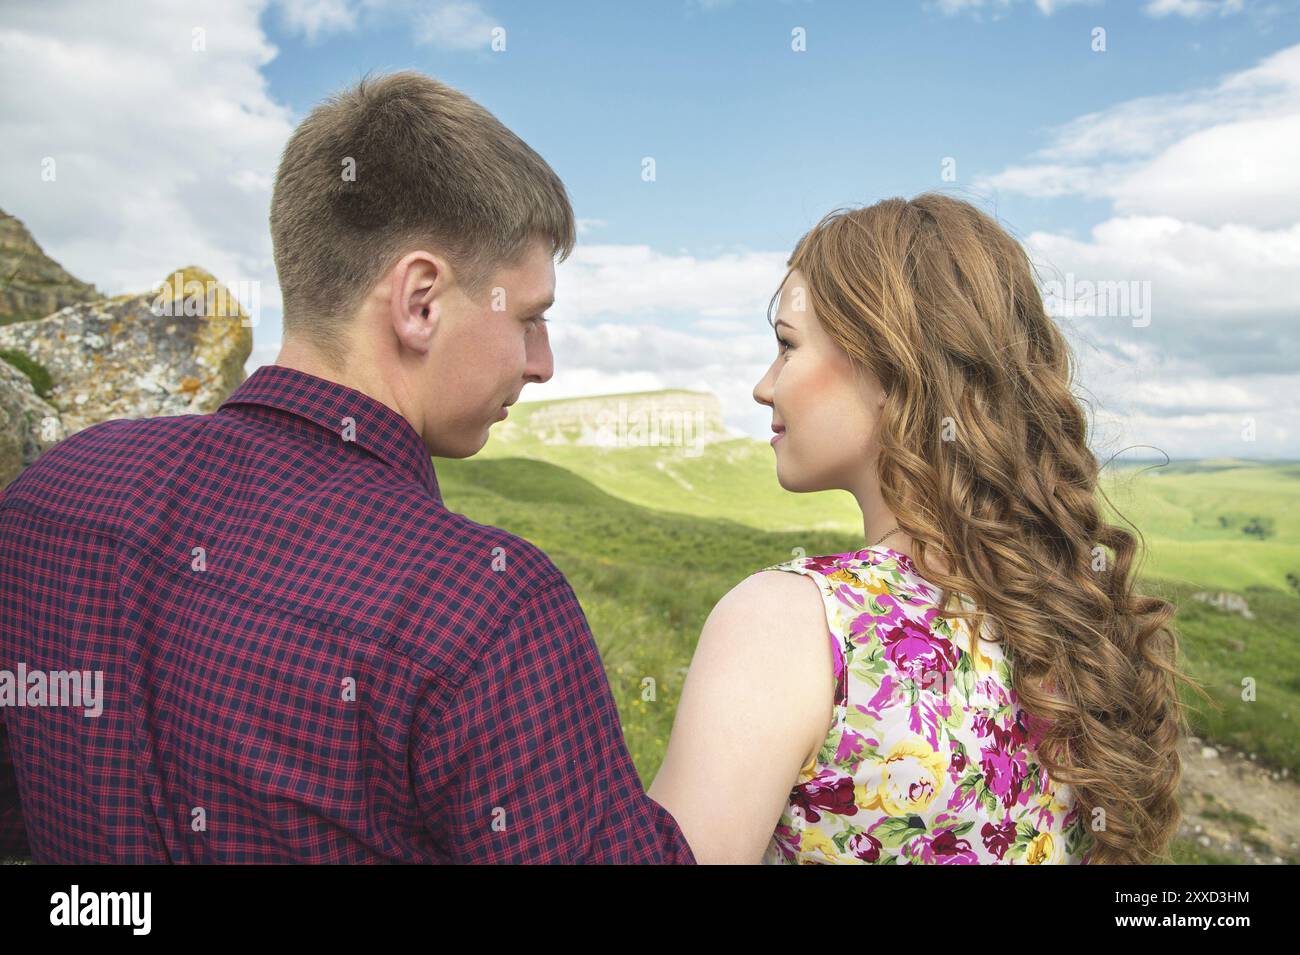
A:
412,571,696,864
0,715,31,859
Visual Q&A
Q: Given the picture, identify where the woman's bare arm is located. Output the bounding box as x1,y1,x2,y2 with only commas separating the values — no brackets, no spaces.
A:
647,570,835,864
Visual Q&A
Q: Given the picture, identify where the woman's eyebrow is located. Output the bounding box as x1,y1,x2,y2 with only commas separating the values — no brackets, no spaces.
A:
774,318,795,332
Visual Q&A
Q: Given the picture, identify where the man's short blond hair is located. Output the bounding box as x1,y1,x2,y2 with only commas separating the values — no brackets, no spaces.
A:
270,70,576,370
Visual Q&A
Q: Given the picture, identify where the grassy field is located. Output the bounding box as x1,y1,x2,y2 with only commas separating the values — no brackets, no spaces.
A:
439,434,1300,864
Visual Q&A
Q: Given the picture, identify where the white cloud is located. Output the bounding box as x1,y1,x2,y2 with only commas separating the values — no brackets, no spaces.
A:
553,244,789,323
517,367,666,405
1144,0,1244,18
0,0,291,344
1024,216,1300,324
1059,328,1299,459
548,321,772,372
977,41,1300,457
277,0,357,42
412,1,497,51
933,0,1249,18
272,0,498,49
930,0,1098,18
979,44,1300,227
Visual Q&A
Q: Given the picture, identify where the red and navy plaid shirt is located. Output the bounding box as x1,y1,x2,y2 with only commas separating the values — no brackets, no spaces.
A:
0,363,695,864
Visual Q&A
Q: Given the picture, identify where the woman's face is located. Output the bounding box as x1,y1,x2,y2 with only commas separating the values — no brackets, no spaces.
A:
752,268,885,493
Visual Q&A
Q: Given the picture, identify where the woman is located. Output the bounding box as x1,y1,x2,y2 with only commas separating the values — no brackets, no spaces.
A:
647,193,1205,865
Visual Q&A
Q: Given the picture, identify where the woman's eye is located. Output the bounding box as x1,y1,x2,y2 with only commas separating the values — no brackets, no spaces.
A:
776,335,791,352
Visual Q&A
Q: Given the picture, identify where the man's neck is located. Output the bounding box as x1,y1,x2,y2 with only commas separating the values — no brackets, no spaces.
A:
273,339,411,430
273,339,344,383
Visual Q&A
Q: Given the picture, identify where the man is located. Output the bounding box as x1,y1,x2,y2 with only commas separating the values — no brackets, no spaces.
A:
0,71,695,864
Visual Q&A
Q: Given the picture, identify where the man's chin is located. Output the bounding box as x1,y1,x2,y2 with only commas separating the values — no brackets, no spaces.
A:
430,434,485,459
431,418,500,458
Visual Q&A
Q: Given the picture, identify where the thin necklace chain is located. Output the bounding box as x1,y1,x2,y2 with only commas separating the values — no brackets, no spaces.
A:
869,525,901,548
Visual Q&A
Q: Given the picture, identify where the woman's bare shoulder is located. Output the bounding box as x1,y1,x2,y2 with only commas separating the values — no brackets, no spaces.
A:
707,568,826,634
695,570,835,749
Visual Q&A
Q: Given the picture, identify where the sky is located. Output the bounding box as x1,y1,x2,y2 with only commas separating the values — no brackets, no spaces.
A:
2,0,1298,460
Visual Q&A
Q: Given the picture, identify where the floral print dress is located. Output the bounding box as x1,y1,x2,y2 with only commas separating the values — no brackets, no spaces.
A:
760,546,1096,865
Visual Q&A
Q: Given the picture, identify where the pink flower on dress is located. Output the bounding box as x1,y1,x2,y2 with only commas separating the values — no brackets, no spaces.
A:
790,769,858,823
980,729,1032,810
834,726,870,764
916,827,980,864
847,830,883,862
803,554,847,575
950,743,968,774
866,674,903,718
877,617,960,690
981,818,1018,859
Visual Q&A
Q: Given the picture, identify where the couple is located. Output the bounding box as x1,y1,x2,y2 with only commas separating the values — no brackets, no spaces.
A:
0,71,1189,865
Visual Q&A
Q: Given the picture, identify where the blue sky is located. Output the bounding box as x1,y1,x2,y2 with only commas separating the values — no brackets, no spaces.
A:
260,0,1289,251
2,0,1298,458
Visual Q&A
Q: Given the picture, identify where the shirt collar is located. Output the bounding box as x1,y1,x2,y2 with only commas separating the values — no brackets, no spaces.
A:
218,364,442,503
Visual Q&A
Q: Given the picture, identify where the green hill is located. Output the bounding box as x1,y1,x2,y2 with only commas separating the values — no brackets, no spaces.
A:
480,390,865,533
1099,459,1300,591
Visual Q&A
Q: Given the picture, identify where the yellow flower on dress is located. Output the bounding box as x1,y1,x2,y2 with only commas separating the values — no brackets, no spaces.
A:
944,599,994,675
1026,831,1057,864
857,738,948,816
1035,788,1070,817
827,568,864,587
798,825,840,861
967,629,994,674
864,575,892,598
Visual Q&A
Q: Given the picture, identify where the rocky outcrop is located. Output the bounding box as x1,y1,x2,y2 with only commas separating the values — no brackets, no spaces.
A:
0,265,252,485
0,356,60,488
0,210,99,325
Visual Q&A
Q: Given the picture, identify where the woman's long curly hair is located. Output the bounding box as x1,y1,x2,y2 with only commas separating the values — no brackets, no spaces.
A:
775,193,1212,864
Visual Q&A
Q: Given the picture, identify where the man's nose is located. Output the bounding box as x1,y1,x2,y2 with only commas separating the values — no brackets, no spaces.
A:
527,336,554,385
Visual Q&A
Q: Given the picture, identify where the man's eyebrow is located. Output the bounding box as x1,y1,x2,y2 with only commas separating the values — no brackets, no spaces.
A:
524,295,555,313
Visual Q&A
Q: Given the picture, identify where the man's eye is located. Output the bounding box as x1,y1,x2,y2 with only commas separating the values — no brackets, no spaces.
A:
528,315,549,329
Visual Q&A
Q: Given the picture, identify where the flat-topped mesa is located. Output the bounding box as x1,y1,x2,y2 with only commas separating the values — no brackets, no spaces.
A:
511,390,731,450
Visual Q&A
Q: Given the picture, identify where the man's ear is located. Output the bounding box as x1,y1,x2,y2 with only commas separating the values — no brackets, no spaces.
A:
388,251,448,352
